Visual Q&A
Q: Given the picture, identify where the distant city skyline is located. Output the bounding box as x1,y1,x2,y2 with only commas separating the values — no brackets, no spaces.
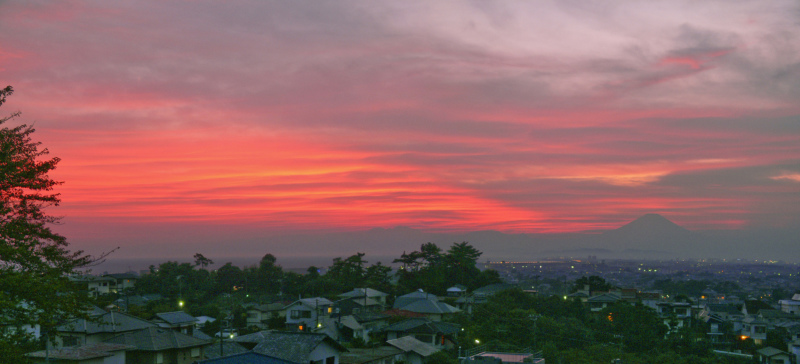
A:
0,1,798,260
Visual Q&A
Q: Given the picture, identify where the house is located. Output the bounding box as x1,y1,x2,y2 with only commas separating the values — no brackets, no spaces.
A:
285,298,333,331
742,317,769,345
248,331,348,364
587,293,622,312
464,352,544,364
779,294,800,315
202,340,249,361
790,338,800,364
53,310,158,349
386,336,441,364
103,326,211,364
656,302,692,331
246,302,287,329
195,316,217,331
338,288,389,308
153,311,198,335
446,285,467,297
102,273,139,294
333,296,384,316
340,346,404,364
743,300,774,316
195,352,299,364
114,294,163,312
392,291,460,322
70,275,116,297
756,346,793,364
382,318,460,349
318,312,390,343
25,343,134,364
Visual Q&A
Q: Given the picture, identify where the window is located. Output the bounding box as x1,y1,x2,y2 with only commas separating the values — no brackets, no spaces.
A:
326,356,336,364
191,347,200,357
62,336,79,347
156,353,164,364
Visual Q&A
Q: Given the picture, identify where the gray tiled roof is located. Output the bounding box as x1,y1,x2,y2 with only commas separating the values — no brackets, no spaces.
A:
155,311,198,325
234,330,274,344
194,330,214,341
103,327,211,351
393,291,438,309
398,299,460,314
25,343,133,360
386,336,440,357
338,288,389,299
197,352,299,364
57,311,157,334
286,298,333,310
383,318,460,335
341,346,403,364
250,331,346,363
203,341,250,359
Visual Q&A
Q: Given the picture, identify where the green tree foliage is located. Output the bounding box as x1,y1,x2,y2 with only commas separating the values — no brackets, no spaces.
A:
326,252,368,292
571,275,613,293
594,302,668,353
0,86,99,360
193,253,214,268
394,242,498,294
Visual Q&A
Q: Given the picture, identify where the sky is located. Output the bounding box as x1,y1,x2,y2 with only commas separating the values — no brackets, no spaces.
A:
1,1,799,262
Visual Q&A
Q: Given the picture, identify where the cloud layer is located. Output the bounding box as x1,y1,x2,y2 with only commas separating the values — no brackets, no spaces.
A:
1,1,799,255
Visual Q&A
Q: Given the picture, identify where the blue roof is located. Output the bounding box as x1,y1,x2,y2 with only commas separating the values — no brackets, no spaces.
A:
196,352,299,364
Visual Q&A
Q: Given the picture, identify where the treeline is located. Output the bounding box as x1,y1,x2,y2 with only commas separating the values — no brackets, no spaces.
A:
127,242,500,312
451,288,750,364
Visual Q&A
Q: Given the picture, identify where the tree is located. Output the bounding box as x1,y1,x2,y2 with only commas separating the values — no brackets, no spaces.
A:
193,253,214,268
0,86,99,360
572,275,613,293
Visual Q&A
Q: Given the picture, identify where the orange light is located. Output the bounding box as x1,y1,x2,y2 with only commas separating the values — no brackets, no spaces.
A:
740,335,748,340
299,325,304,331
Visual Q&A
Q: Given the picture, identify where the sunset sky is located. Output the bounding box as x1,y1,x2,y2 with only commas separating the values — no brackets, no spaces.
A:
1,1,799,261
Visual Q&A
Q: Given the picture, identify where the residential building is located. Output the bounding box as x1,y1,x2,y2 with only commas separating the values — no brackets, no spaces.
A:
153,311,198,335
338,288,389,308
103,326,211,364
285,298,333,331
25,343,133,364
247,331,348,364
756,346,793,364
392,291,460,322
382,318,460,349
53,311,157,349
386,336,441,364
196,352,298,364
69,275,116,298
102,273,139,294
779,294,800,315
246,302,287,329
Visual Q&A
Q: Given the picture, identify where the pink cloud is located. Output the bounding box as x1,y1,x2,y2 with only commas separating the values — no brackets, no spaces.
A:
0,0,798,245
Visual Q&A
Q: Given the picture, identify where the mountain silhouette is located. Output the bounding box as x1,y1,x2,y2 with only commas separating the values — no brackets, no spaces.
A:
608,213,693,238
596,214,699,257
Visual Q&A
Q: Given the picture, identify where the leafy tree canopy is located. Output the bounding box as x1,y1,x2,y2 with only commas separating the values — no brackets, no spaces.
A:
0,86,100,360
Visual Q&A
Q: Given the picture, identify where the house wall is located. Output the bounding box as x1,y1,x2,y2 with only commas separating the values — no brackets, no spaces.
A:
309,342,340,364
286,304,317,329
104,351,127,364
